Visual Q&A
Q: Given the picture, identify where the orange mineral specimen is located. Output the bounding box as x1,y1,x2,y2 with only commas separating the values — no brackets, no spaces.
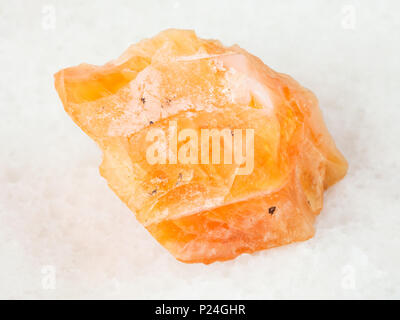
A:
54,29,348,264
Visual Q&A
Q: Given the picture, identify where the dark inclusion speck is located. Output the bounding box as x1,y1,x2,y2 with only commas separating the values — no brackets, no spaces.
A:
150,189,157,196
176,173,183,186
268,206,276,215
141,97,146,104
149,121,154,125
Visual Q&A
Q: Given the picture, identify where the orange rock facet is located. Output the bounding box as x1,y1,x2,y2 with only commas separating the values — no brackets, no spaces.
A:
54,29,348,264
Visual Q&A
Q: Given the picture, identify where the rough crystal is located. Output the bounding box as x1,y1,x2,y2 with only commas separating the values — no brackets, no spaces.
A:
54,29,348,264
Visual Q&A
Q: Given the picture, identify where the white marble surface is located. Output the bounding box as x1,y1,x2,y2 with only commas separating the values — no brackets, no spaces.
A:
1,0,399,299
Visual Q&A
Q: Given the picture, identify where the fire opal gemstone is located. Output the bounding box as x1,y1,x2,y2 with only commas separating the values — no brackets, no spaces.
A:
54,29,348,264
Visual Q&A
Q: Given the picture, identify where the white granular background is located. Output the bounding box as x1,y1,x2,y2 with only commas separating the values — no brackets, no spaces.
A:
1,0,399,299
